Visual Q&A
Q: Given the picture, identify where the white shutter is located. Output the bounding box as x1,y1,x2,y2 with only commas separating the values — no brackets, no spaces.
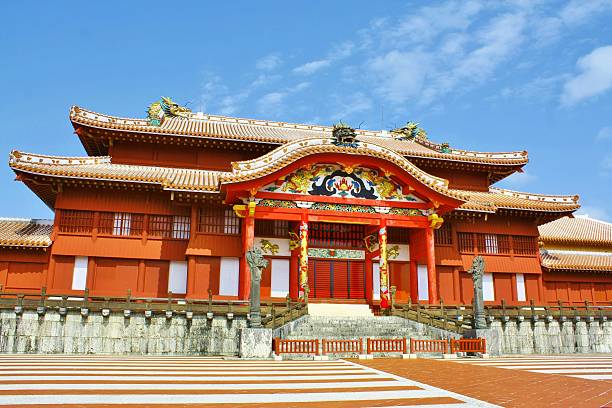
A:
484,234,498,253
483,273,495,301
417,264,429,301
168,261,188,294
71,256,88,290
270,259,289,298
372,262,380,300
219,257,240,296
516,273,527,301
113,213,131,236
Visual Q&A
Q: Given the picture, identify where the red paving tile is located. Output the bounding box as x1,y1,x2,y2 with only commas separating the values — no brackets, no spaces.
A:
350,358,612,408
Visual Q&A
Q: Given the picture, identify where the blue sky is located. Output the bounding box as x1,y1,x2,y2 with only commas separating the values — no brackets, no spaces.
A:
1,1,611,220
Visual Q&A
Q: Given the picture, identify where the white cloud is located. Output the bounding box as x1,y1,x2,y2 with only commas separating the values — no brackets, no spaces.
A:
597,126,612,141
561,45,612,106
498,170,537,189
575,205,610,222
256,82,311,114
256,54,282,71
560,0,612,25
330,92,373,122
369,50,431,104
293,60,331,75
602,153,612,169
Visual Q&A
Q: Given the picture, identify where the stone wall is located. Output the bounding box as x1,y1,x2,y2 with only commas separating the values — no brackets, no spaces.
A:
485,318,612,355
0,310,247,355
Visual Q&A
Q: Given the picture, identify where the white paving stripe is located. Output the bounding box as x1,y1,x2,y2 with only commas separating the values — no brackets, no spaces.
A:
0,380,404,391
0,390,467,405
0,369,366,375
0,356,498,407
569,374,612,380
0,365,360,371
499,364,612,369
0,374,388,382
527,368,612,374
453,355,612,381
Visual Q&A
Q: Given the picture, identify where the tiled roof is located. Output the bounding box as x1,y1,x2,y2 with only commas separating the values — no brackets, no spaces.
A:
70,106,529,167
455,188,580,213
539,216,612,246
226,137,468,201
541,250,612,272
9,151,222,192
11,150,579,216
0,218,53,248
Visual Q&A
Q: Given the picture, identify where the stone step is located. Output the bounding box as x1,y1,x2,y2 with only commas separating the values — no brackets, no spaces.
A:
307,303,374,317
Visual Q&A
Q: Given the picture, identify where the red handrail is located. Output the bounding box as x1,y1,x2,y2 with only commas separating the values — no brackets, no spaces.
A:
366,338,406,354
273,338,319,355
409,338,448,354
450,338,486,353
322,339,363,354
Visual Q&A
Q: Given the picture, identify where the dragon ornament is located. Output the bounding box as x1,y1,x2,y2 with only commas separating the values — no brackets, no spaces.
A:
391,121,428,141
259,239,279,255
146,96,192,126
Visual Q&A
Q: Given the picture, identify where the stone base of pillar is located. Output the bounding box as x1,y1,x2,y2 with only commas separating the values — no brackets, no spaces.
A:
402,353,417,359
464,328,502,356
358,354,373,360
239,327,272,359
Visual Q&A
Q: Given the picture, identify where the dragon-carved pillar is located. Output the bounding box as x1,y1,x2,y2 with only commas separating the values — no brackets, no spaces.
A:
378,220,390,309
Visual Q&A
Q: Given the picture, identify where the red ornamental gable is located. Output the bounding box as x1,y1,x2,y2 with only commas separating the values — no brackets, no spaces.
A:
261,164,425,202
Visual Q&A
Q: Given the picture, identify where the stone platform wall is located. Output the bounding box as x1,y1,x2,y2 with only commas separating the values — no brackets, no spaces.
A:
0,310,248,355
483,319,612,355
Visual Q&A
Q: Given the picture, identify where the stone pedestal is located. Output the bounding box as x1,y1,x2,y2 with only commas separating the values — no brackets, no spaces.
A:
464,328,502,356
239,327,272,359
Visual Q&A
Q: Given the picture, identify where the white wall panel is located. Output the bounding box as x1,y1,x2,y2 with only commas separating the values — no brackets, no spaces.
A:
417,264,429,301
270,259,290,298
168,261,188,294
219,257,240,296
372,262,380,300
71,256,88,291
516,273,526,301
483,273,495,301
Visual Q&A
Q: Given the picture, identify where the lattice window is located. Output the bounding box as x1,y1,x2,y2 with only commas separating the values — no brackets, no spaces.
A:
512,235,538,255
254,219,290,238
482,234,499,254
99,212,144,236
148,215,173,238
309,222,365,249
387,227,409,244
497,235,510,254
434,223,453,245
172,216,191,239
58,210,93,233
198,202,241,235
224,207,240,234
457,232,474,253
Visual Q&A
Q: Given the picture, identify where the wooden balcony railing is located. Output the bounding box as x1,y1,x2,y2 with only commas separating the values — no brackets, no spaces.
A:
390,298,612,334
0,286,306,329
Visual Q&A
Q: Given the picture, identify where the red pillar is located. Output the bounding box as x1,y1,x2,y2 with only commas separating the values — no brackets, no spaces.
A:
409,260,418,302
186,256,197,299
239,216,255,300
425,227,438,304
452,267,461,304
365,256,373,304
289,249,299,300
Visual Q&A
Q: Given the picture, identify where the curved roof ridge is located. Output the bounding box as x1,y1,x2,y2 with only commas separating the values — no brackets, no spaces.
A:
9,150,226,193
539,216,612,246
489,187,579,203
224,137,468,202
70,105,529,162
10,150,112,166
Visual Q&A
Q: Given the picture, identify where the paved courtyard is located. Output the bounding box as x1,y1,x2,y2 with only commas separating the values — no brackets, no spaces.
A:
0,355,610,407
0,355,494,407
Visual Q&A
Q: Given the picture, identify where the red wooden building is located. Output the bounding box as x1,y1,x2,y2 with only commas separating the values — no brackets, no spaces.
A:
2,98,610,307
